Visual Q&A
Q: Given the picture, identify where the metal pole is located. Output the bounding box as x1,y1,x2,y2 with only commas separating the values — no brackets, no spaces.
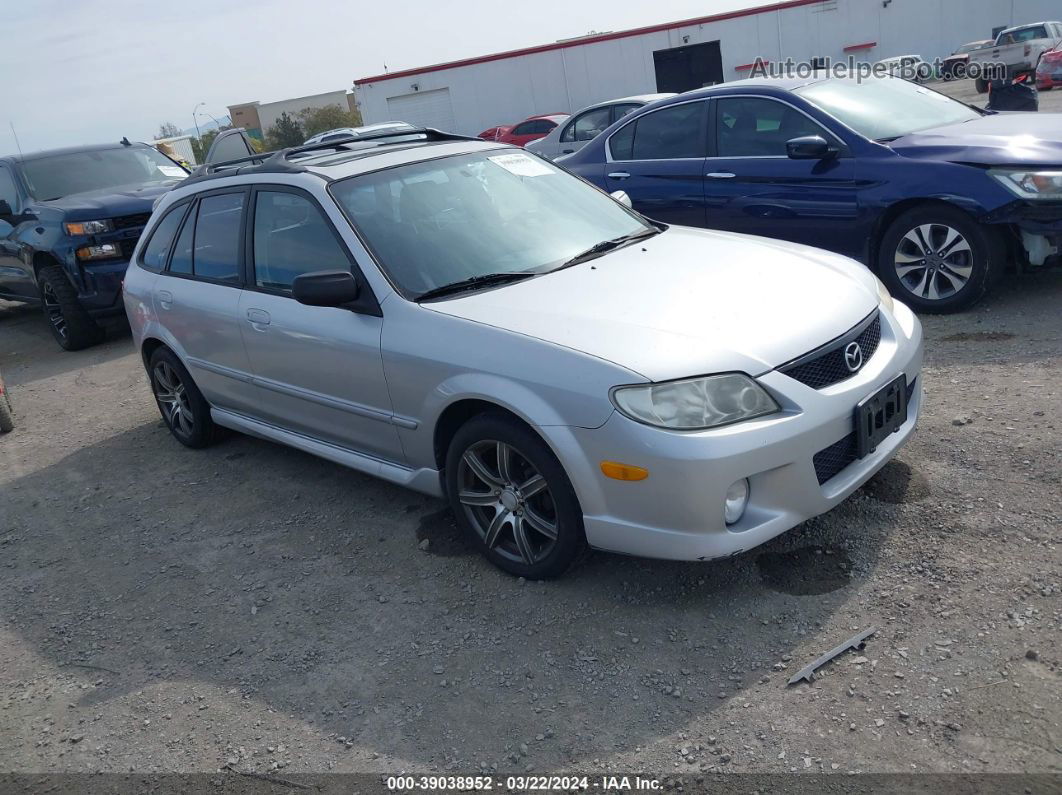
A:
192,102,203,141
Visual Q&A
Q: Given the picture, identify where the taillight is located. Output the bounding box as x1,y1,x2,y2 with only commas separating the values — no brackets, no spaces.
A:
1047,49,1062,62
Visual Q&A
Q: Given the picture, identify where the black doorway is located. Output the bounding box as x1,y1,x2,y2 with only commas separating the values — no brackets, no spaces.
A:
653,41,724,93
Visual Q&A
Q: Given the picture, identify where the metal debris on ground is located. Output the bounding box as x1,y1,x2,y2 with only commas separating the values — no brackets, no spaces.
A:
787,627,877,686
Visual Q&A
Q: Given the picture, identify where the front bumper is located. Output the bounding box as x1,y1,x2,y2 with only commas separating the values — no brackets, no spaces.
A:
548,302,923,561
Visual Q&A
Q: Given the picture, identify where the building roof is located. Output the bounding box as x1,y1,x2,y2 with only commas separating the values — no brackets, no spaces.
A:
354,0,822,85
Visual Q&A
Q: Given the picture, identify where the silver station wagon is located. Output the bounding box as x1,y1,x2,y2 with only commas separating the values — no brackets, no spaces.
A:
124,128,923,579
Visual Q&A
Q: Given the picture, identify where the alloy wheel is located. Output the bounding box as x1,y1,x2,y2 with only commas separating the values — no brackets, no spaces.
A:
457,440,559,565
894,223,973,301
153,361,194,437
41,282,67,339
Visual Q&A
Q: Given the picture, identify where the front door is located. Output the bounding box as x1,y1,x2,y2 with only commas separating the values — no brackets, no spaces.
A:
603,99,708,227
0,164,36,301
237,186,402,462
703,96,863,257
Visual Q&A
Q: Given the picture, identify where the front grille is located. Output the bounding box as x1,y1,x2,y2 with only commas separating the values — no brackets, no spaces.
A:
781,313,881,390
813,377,917,485
113,212,151,230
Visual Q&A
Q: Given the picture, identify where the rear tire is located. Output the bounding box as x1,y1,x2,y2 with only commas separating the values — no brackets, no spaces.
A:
877,205,1003,314
0,378,13,433
148,347,222,449
445,413,586,579
36,264,104,351
975,77,988,94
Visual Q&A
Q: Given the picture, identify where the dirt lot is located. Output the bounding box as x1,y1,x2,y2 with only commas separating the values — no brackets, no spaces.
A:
2,264,1060,783
931,75,1062,112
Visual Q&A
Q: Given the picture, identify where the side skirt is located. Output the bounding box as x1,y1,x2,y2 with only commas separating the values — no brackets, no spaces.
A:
211,407,444,497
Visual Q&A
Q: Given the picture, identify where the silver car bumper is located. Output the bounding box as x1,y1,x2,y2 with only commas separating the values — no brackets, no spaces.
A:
547,301,923,561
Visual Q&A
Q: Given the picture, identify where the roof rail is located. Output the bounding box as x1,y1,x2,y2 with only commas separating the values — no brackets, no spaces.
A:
184,127,478,185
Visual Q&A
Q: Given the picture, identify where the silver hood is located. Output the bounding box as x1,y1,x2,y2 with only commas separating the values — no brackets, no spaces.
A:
428,226,881,382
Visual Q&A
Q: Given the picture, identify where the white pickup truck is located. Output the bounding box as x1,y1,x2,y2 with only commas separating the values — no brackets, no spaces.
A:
970,21,1062,92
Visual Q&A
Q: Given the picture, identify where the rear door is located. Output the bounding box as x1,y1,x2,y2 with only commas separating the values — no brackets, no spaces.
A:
152,189,258,413
603,99,708,227
237,185,402,461
703,95,862,256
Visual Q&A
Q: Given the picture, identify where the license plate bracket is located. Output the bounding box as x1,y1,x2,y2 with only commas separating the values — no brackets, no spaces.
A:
855,374,908,458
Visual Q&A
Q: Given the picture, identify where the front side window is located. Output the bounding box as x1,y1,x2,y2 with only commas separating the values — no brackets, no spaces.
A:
716,97,833,157
330,150,650,297
608,101,706,161
0,166,18,211
140,204,187,271
18,147,186,201
562,107,612,143
796,77,980,140
253,191,350,291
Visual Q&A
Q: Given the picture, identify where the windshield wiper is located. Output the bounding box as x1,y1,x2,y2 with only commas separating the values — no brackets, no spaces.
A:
554,227,661,271
416,272,535,302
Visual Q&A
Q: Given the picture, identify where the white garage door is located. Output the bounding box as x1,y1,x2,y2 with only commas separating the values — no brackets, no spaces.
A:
386,88,457,133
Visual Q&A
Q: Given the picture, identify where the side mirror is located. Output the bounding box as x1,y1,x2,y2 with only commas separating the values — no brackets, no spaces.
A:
292,270,360,307
610,190,633,208
786,135,838,160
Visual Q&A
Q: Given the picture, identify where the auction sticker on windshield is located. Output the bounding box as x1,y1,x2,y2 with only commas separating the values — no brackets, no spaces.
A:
158,166,186,177
488,152,553,177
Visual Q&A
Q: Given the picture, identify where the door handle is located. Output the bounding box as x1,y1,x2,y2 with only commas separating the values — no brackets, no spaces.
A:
607,171,630,179
562,149,574,154
246,308,270,326
706,172,737,179
156,290,173,308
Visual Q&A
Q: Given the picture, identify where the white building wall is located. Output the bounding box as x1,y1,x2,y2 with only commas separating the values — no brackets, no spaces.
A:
354,0,1061,136
257,90,350,133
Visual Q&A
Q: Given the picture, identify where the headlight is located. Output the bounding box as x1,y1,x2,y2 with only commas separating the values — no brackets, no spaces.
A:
76,242,123,261
65,219,114,235
874,274,895,313
611,373,780,430
990,169,1062,200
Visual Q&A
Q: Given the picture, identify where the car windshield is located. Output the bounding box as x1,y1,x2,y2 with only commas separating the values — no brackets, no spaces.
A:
20,147,185,200
795,77,981,141
955,42,984,54
330,149,650,297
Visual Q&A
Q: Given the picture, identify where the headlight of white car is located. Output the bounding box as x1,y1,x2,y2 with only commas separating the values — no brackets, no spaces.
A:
990,169,1062,200
874,274,895,313
611,373,780,430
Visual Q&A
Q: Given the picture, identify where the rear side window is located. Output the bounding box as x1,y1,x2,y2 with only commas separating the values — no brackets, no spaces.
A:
140,205,186,272
609,102,706,161
165,193,244,282
193,194,244,281
252,191,350,291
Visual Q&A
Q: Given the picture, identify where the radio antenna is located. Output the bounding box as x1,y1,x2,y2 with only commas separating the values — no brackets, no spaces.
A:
9,122,23,157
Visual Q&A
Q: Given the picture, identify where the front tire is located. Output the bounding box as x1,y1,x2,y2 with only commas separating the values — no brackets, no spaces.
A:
877,205,1003,313
148,347,222,449
445,413,586,579
37,264,104,351
975,77,989,94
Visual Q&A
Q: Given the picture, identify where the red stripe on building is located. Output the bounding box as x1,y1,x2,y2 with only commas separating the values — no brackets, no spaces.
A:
843,41,877,52
354,0,829,85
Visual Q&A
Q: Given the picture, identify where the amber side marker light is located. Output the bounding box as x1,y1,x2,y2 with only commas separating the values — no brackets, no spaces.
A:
600,461,649,481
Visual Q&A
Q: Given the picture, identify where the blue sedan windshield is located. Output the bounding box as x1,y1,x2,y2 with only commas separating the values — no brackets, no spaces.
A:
796,77,981,141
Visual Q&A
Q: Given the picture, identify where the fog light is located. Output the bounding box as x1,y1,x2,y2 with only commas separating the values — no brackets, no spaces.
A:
724,478,750,525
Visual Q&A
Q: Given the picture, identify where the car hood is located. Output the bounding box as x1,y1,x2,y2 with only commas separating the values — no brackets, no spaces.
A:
40,182,178,217
889,113,1062,165
426,227,880,382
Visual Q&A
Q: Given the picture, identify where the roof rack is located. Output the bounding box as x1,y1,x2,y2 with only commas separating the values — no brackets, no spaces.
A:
184,127,478,186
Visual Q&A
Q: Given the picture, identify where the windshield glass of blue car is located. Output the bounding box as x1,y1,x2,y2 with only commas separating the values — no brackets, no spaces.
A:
20,147,187,201
330,150,653,299
796,77,981,141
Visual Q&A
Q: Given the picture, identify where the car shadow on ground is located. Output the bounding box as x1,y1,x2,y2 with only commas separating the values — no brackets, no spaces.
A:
0,418,901,768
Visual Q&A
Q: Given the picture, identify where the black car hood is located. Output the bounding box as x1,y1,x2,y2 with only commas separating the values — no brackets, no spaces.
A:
888,113,1062,166
39,182,177,217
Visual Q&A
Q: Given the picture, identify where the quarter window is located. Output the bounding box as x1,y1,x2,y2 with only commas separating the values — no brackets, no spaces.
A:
252,191,350,291
140,205,186,272
608,102,706,161
715,97,834,158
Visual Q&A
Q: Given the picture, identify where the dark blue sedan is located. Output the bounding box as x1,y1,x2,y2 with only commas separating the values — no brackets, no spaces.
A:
560,75,1062,312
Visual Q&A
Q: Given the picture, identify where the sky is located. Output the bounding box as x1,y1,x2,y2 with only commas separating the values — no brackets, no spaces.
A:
1,0,777,153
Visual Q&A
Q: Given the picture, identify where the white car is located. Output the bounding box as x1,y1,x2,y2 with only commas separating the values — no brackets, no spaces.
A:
303,121,416,145
526,94,674,160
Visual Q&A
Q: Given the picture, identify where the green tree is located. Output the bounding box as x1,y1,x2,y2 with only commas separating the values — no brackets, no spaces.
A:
156,122,181,140
297,103,363,138
266,112,305,149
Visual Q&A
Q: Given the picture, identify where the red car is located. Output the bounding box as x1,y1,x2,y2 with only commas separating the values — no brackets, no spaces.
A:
497,114,569,147
477,125,512,141
1036,46,1062,89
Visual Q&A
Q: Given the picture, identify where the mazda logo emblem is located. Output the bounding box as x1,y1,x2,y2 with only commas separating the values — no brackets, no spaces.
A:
844,342,863,372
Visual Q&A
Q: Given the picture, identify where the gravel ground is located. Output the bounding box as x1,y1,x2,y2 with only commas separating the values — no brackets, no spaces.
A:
1,267,1060,778
930,75,1062,112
